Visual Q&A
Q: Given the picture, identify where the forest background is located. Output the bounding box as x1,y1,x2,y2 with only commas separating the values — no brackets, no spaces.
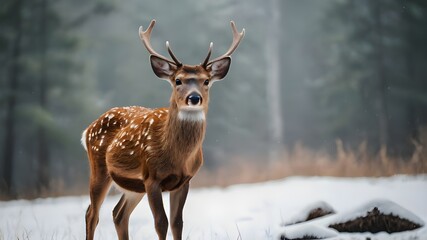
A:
1,0,426,199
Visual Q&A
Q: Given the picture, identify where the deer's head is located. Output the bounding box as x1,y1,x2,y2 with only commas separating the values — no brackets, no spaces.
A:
139,20,244,121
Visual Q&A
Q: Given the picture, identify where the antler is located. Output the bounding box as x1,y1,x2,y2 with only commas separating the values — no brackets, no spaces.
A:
166,41,182,66
203,21,245,67
201,42,213,67
139,19,182,66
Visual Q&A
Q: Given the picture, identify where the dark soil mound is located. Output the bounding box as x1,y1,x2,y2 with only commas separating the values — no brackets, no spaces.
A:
305,207,335,222
329,207,422,233
280,234,323,240
285,202,336,226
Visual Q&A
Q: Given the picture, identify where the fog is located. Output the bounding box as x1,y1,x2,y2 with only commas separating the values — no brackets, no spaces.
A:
1,0,426,198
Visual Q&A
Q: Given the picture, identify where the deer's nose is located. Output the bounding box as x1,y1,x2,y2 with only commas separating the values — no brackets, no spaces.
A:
187,93,202,106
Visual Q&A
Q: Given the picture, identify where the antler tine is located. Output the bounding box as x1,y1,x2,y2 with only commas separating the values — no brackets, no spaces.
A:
207,21,245,66
166,41,182,66
139,19,176,65
201,42,213,67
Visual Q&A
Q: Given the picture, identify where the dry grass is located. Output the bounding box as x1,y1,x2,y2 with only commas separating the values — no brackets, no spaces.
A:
192,139,427,188
6,131,427,200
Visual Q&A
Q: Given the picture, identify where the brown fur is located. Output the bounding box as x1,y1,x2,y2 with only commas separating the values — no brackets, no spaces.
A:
83,100,206,240
84,103,205,188
83,19,244,240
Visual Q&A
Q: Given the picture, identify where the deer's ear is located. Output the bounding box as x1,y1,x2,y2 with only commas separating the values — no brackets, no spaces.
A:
208,57,231,81
150,55,177,79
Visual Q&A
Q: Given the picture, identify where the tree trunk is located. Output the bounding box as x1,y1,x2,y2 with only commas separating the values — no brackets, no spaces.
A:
402,4,419,144
37,0,50,193
265,0,283,163
372,1,389,148
2,0,23,197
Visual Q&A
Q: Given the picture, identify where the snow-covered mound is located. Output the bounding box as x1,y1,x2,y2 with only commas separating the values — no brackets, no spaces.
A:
280,224,338,240
278,199,425,239
327,199,424,233
285,201,335,226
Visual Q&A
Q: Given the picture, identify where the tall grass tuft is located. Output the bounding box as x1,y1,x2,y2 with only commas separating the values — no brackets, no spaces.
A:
193,132,427,187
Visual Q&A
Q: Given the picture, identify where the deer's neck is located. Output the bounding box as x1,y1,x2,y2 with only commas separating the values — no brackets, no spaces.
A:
162,103,206,158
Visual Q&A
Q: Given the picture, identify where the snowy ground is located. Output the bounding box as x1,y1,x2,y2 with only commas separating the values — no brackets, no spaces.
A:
1,175,427,240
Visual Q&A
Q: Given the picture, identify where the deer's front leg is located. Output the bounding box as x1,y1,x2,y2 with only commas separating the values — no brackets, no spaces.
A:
170,182,189,240
146,180,168,240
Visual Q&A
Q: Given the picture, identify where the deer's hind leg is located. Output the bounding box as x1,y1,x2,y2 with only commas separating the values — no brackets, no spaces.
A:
112,191,144,240
85,160,112,240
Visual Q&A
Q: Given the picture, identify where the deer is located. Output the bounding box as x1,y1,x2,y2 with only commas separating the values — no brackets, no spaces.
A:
81,19,244,240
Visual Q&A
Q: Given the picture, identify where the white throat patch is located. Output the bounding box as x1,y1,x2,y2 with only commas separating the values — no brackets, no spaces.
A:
178,110,205,122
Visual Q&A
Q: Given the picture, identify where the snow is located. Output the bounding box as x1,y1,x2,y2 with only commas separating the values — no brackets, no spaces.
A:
281,224,338,239
325,198,425,226
0,175,427,240
284,200,335,225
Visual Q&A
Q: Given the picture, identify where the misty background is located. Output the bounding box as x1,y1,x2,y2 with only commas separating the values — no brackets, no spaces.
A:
1,0,426,199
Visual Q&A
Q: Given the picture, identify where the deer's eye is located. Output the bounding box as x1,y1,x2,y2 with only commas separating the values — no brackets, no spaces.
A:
204,79,209,86
175,79,182,85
